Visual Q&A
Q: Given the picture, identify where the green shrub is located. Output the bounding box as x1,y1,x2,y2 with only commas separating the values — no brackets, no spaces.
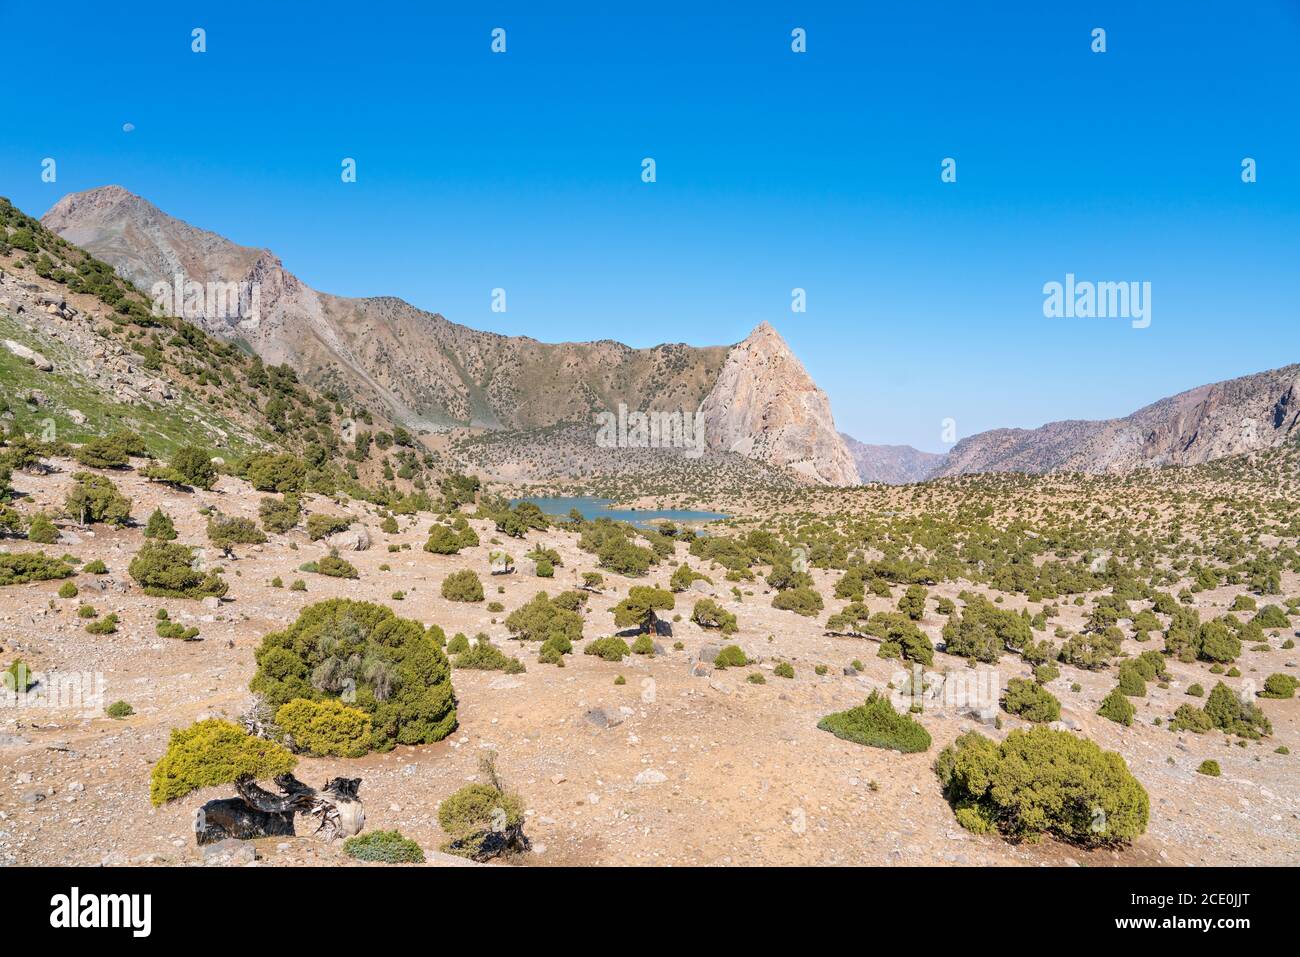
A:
144,508,178,540
26,512,58,543
867,612,935,666
64,472,131,526
275,698,372,757
0,551,74,586
817,690,931,753
1117,660,1148,697
74,435,132,469
1197,760,1221,776
584,636,631,661
446,632,470,654
1033,663,1060,684
129,542,228,599
935,727,1148,846
171,446,217,489
105,700,134,719
670,563,711,592
438,782,525,860
1169,703,1214,733
505,591,583,643
86,613,119,635
453,636,524,673
773,661,795,679
538,633,572,664
57,581,79,599
1260,673,1298,699
771,586,824,617
631,635,655,655
157,620,200,640
250,599,457,751
1253,605,1290,629
899,584,928,620
1000,677,1061,723
691,598,737,634
748,672,766,684
207,513,267,552
246,453,306,493
343,829,425,864
259,495,301,534
3,659,34,692
149,718,296,805
1097,687,1136,726
1186,683,1204,697
441,569,483,602
307,513,352,541
1204,681,1271,738
713,644,749,669
317,553,359,579
83,559,108,574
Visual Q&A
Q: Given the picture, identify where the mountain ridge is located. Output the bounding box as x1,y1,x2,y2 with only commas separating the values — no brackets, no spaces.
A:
42,186,860,485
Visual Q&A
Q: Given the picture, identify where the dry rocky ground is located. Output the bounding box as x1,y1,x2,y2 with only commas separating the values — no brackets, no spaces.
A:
1,460,1297,868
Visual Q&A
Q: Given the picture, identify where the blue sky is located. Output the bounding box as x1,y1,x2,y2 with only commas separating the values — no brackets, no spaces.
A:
3,1,1298,451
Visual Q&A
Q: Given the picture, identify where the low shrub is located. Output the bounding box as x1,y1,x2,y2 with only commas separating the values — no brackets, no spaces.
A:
0,551,74,586
1000,677,1061,723
343,829,425,864
129,542,228,599
935,727,1149,846
441,569,483,602
584,636,631,661
1097,686,1136,726
452,636,525,674
1260,673,1298,699
307,513,352,541
713,644,749,669
250,599,457,751
275,698,372,758
105,700,134,719
691,598,738,634
317,553,359,579
817,690,931,753
437,754,526,861
1197,759,1221,777
64,472,131,526
86,613,119,635
149,718,296,805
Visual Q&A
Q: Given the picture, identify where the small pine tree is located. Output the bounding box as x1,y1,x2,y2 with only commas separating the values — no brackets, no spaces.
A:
145,507,178,541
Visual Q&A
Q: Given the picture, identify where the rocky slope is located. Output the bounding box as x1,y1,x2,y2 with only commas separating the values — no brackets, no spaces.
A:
935,364,1300,477
42,187,860,486
43,187,728,433
699,323,859,486
839,434,945,485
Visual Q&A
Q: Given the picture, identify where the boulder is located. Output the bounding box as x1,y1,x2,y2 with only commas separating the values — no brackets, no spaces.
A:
325,526,371,552
3,340,52,371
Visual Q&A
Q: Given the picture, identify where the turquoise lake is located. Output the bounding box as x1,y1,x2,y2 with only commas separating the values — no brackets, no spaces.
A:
514,496,729,528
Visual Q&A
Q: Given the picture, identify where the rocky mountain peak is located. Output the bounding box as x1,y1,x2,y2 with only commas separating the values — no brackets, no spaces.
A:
699,323,860,486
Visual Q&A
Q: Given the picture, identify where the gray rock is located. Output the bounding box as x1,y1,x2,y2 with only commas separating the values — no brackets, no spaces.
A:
584,707,622,729
201,838,257,866
2,340,53,372
325,526,371,552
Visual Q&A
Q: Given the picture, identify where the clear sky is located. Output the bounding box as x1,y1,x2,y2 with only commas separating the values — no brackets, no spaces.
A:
3,1,1298,451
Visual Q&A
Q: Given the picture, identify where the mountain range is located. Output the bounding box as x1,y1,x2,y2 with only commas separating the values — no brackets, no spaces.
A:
39,186,1300,485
